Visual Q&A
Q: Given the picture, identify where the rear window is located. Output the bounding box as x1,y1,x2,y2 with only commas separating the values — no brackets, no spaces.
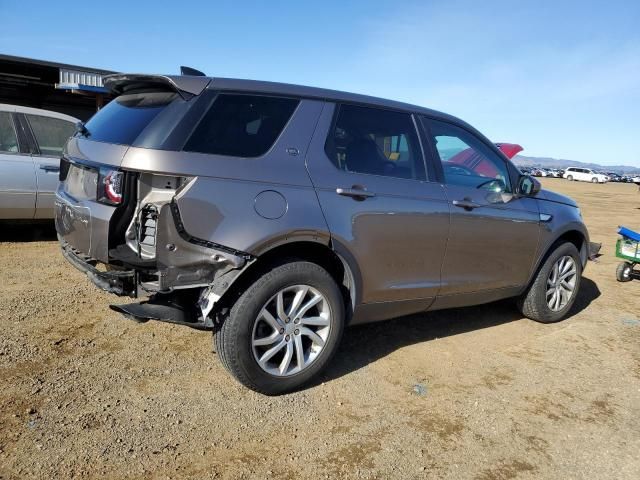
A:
83,91,182,146
184,94,299,157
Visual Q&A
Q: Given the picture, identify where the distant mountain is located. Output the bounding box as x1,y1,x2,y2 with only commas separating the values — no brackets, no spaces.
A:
513,155,640,175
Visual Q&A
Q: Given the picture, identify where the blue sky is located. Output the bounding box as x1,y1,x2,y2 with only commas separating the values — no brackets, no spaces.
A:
2,0,639,166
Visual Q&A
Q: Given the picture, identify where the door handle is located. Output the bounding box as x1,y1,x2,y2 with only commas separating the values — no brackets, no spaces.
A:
452,199,481,210
336,187,376,199
40,165,60,173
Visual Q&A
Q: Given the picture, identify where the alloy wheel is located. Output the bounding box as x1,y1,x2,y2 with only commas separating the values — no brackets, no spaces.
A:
251,285,331,376
546,255,577,311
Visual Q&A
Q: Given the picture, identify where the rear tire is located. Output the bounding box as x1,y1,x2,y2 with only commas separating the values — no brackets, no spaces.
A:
214,261,345,395
517,242,582,323
592,177,598,183
616,262,633,282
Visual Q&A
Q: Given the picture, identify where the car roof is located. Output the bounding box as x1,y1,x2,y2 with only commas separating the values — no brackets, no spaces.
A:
104,73,480,135
208,77,460,121
0,103,79,123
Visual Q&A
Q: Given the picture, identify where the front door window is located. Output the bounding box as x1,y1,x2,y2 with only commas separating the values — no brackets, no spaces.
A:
425,118,511,193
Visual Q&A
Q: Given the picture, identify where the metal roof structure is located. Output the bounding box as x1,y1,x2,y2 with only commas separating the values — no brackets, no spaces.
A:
0,54,116,120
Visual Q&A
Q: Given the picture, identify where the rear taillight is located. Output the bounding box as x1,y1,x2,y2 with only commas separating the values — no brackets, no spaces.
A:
98,168,124,205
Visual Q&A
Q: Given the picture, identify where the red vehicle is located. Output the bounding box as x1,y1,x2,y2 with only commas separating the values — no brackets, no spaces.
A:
445,142,523,178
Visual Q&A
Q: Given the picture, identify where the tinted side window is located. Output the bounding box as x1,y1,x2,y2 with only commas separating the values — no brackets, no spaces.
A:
0,112,19,153
26,115,75,156
325,104,425,180
184,94,299,158
424,118,511,193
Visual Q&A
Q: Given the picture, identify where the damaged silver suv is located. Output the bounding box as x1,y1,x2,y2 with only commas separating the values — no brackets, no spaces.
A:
56,73,592,394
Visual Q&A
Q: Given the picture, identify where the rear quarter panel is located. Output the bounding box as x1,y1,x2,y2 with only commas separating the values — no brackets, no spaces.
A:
159,99,330,254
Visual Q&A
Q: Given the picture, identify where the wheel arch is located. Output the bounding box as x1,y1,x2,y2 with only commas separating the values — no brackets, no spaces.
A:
524,227,588,293
214,239,360,321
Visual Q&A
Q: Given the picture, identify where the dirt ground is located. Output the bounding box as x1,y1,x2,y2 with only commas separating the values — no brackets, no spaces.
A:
1,178,639,479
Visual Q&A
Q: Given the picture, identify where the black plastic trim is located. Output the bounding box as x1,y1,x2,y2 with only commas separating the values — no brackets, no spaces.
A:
13,113,39,155
61,240,137,297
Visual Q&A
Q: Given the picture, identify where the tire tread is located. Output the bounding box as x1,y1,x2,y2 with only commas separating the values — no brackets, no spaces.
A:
215,261,344,395
518,242,581,323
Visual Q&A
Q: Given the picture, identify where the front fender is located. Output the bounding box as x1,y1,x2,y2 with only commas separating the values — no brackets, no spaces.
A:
525,207,589,290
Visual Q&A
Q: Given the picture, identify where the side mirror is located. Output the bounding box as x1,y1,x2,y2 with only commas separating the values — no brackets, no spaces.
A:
518,175,541,196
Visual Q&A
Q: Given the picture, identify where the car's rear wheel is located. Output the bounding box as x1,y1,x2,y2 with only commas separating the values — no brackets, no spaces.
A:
517,242,582,323
567,175,573,181
214,261,345,395
592,177,598,183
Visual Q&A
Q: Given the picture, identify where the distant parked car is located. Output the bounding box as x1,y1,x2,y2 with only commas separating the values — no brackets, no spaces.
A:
0,104,78,219
563,167,609,183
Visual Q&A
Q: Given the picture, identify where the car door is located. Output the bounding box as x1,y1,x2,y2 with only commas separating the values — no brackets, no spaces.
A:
0,110,37,219
306,103,450,312
579,169,589,182
420,117,541,302
23,113,76,218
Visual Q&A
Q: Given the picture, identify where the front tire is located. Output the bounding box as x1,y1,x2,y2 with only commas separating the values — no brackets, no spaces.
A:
592,177,598,183
567,175,573,181
518,242,582,323
215,261,345,395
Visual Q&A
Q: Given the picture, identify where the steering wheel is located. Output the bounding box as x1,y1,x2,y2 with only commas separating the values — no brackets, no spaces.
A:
444,164,475,176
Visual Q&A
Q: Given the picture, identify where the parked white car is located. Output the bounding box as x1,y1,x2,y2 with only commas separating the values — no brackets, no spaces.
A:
563,167,609,183
0,104,78,219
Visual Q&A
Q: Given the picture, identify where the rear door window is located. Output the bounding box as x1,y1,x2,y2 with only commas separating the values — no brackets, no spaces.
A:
184,94,299,157
324,104,426,180
26,115,75,156
0,112,19,153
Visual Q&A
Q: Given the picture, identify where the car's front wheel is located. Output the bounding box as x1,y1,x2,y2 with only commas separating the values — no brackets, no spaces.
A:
517,242,582,323
567,175,573,181
215,261,345,395
592,177,598,183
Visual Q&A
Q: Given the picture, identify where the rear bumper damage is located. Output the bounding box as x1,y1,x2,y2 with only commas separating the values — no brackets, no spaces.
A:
59,201,253,329
61,239,137,296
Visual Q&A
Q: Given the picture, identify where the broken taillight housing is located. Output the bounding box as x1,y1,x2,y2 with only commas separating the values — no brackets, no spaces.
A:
97,168,124,205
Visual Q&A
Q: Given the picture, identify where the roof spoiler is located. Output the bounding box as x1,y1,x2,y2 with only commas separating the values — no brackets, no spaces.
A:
103,73,211,99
